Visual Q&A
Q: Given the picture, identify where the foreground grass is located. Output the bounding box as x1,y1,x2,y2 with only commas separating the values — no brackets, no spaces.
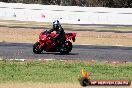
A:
0,60,132,83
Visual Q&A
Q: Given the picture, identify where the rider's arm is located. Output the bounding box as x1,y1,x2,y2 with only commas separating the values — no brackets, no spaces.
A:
48,28,54,33
54,28,64,40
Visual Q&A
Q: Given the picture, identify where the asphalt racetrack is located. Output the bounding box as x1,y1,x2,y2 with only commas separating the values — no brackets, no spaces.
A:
0,42,132,62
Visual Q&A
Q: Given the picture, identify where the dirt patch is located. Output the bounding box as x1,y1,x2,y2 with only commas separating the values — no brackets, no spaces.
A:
75,31,132,46
0,83,131,88
0,27,40,43
0,27,132,46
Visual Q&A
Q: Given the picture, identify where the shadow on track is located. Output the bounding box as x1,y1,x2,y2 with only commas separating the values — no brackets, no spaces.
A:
34,52,78,55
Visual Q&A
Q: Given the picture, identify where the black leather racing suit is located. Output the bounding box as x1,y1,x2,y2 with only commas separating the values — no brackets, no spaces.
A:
48,25,65,44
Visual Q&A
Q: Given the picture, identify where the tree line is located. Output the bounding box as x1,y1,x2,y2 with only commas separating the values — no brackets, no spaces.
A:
1,0,132,8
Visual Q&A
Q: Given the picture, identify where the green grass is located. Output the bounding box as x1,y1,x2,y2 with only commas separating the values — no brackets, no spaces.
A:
0,60,132,83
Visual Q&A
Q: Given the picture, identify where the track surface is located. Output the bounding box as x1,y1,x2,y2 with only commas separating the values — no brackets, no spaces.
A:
0,42,132,61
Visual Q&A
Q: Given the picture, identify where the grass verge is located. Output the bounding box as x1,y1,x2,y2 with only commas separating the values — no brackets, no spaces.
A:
0,60,132,83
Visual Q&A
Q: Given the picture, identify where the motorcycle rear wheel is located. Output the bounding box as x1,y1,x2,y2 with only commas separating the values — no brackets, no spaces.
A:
60,41,72,55
33,42,43,54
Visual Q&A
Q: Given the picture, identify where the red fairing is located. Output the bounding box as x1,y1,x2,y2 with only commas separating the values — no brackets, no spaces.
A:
39,32,44,40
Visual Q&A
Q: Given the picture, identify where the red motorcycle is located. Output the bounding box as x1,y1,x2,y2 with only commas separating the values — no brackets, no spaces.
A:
33,30,76,54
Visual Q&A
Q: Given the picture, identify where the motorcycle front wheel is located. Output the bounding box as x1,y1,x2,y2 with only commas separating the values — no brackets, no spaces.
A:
33,42,43,54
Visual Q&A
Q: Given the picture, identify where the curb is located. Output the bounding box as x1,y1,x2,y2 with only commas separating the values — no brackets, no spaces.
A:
0,58,129,64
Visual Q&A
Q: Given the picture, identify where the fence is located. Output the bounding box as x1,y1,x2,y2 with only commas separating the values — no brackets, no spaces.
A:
0,2,132,25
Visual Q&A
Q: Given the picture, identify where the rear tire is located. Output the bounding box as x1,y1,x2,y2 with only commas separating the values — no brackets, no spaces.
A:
60,41,72,55
33,42,43,54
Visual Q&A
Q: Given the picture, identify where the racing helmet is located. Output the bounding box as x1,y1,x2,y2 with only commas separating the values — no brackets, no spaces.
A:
53,20,60,30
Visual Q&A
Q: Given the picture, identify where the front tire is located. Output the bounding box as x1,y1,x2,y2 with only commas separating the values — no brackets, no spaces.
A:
33,42,43,54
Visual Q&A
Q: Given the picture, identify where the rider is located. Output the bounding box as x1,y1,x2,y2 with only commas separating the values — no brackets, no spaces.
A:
48,20,65,44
